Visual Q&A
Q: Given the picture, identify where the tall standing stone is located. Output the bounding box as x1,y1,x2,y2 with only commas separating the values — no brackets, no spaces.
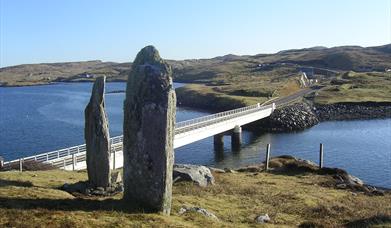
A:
85,76,111,188
123,46,176,214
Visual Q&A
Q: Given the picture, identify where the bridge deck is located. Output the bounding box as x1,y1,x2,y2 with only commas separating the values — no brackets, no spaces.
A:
2,103,275,170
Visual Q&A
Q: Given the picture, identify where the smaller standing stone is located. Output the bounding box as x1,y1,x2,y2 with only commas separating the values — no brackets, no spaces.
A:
85,76,111,188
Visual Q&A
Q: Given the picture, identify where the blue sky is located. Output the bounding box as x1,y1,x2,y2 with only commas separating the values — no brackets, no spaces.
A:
0,0,390,67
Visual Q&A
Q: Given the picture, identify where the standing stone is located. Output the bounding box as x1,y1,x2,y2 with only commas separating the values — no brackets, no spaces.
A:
123,46,176,214
85,76,111,188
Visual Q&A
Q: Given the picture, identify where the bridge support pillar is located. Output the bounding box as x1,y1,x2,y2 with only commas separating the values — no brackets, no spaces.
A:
231,125,242,151
213,133,224,150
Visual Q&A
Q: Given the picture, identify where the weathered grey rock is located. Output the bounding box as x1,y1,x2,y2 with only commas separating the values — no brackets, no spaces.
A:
255,214,270,223
178,206,219,221
297,158,318,167
346,174,364,186
123,46,176,214
173,164,215,187
208,167,226,173
85,76,111,188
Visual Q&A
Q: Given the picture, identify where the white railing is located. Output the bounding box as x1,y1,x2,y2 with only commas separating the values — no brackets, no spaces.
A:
176,103,261,129
3,136,123,167
2,103,274,170
175,103,273,134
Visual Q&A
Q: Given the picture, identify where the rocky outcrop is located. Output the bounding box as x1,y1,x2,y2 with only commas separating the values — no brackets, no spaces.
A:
173,164,215,187
84,76,111,188
247,155,388,195
254,103,319,132
123,46,176,215
314,102,391,121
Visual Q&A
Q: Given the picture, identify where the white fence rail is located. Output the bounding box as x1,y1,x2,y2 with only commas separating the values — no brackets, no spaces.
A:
2,103,274,170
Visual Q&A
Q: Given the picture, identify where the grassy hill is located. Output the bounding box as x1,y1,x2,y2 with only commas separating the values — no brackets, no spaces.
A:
1,44,390,106
1,44,390,86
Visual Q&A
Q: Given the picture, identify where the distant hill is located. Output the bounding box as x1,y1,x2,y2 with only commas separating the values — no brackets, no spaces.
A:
1,44,390,86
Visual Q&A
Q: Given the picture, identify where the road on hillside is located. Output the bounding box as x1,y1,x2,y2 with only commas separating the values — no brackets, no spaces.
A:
264,87,319,107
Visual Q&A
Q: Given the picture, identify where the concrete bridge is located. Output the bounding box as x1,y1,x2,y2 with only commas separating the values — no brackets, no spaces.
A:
2,103,275,171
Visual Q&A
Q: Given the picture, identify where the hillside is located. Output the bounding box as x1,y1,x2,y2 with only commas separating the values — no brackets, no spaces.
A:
1,44,390,87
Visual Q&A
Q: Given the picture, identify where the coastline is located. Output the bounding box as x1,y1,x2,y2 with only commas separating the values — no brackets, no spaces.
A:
0,78,128,88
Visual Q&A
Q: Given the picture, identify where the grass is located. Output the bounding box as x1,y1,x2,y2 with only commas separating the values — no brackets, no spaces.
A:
314,71,391,105
0,166,390,227
176,66,304,111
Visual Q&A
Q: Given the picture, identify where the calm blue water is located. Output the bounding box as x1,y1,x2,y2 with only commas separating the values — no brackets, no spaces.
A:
0,82,390,188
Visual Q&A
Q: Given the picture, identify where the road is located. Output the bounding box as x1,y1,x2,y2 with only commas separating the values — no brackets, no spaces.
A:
264,87,318,107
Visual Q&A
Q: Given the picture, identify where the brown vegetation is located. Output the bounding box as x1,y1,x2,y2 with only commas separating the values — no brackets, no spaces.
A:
0,159,390,227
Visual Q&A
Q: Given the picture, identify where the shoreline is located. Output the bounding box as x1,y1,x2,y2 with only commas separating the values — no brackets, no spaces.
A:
227,155,391,192
0,79,128,88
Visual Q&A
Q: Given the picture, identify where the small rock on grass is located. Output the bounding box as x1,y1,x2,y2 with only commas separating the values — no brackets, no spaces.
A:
255,214,270,223
178,206,219,221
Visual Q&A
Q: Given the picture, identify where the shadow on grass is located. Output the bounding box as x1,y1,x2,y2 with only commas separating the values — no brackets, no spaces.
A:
0,179,34,187
345,215,391,228
0,196,156,213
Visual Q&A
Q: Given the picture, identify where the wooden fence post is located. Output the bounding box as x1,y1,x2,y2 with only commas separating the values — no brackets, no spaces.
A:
19,158,23,172
112,151,116,170
319,143,324,168
265,144,271,171
72,154,76,171
0,156,4,170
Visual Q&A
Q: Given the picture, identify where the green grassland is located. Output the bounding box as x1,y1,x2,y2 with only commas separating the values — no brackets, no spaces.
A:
1,162,390,227
176,68,303,111
314,71,391,105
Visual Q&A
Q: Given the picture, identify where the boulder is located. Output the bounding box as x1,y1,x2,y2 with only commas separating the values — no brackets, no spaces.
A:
255,214,271,223
84,76,111,188
346,174,364,186
208,167,226,173
173,164,215,187
123,46,176,215
178,206,219,221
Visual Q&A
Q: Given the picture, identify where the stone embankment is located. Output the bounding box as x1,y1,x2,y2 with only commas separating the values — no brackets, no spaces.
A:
314,102,391,121
253,103,319,132
251,101,391,132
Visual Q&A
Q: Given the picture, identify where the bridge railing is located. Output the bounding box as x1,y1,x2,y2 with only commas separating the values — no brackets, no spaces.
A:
2,103,274,170
175,103,274,134
176,103,261,129
3,135,124,168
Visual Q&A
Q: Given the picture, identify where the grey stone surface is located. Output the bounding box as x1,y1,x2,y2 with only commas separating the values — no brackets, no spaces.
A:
123,46,176,215
173,164,215,187
208,167,226,173
84,76,111,188
178,206,219,220
255,214,271,223
346,174,364,186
